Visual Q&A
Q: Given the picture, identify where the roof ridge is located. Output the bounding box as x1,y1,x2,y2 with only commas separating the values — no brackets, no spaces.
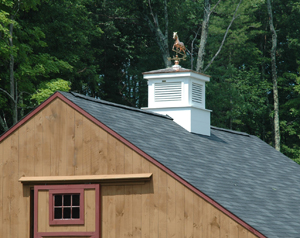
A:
68,92,250,136
210,126,250,136
69,92,173,120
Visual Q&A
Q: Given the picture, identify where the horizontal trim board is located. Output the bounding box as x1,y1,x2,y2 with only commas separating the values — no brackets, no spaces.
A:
19,173,152,184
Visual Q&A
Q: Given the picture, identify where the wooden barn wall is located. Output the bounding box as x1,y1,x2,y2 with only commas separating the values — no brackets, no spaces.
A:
0,98,258,238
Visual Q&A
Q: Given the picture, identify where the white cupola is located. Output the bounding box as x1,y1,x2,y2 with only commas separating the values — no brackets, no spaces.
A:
142,65,211,136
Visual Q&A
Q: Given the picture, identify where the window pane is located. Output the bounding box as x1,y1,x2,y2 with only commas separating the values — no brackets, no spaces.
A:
63,208,71,219
64,195,71,206
54,195,62,206
54,208,62,219
72,194,80,206
72,207,80,219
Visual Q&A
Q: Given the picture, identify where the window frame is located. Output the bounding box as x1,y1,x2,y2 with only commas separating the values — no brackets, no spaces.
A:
49,187,84,225
34,183,100,238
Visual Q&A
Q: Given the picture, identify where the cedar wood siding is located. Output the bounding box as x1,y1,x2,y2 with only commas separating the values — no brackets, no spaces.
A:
0,97,258,238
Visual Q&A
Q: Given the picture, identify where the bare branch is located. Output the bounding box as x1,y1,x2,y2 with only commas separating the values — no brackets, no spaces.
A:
192,27,201,47
0,88,15,102
209,0,222,17
155,13,160,29
96,14,138,21
118,77,135,107
190,26,202,70
148,0,158,27
164,0,168,38
12,0,21,19
203,0,211,15
77,67,87,74
144,14,171,67
0,113,8,131
16,91,32,102
204,0,242,72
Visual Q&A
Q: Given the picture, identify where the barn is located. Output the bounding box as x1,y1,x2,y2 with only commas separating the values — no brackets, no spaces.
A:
1,65,300,238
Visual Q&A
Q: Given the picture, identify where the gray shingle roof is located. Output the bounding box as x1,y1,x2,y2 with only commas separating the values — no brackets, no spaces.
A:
61,91,300,238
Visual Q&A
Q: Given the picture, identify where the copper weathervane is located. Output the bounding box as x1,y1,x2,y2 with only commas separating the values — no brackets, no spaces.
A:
168,32,187,65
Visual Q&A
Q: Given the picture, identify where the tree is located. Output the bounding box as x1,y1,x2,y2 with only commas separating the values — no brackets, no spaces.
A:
144,0,171,68
0,0,73,133
266,0,280,151
31,78,71,105
196,0,243,73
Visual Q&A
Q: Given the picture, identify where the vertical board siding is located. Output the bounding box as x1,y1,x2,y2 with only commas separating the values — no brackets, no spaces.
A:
158,170,167,238
132,152,143,238
124,146,133,237
0,131,3,238
2,137,11,238
185,187,194,238
141,157,150,238
82,117,91,175
34,111,43,176
10,132,19,238
167,176,176,238
74,110,83,175
65,104,75,176
41,105,51,176
0,98,259,238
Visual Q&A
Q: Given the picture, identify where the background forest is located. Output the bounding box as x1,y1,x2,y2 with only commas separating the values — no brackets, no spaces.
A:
1,0,300,163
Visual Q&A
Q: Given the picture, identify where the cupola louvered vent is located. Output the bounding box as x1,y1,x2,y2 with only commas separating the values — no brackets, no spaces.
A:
154,82,182,102
142,67,211,136
192,82,203,104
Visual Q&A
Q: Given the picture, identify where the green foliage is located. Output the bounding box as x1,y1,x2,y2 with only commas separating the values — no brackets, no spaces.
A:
31,78,71,105
1,0,300,163
207,67,271,138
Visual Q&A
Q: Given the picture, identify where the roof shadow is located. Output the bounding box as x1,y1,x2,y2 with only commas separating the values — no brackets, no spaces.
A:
192,132,228,144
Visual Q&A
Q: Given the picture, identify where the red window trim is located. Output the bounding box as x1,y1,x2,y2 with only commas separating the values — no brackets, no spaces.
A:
34,184,100,238
49,187,84,225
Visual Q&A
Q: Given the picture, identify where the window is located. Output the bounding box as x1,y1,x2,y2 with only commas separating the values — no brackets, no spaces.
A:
49,187,84,225
54,194,80,219
33,184,100,238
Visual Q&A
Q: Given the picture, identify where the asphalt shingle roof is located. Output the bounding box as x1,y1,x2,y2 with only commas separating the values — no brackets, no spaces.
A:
61,91,300,238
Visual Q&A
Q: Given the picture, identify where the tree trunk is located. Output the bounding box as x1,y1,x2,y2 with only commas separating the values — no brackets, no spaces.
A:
145,0,171,68
267,0,280,151
196,0,210,73
9,17,17,125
